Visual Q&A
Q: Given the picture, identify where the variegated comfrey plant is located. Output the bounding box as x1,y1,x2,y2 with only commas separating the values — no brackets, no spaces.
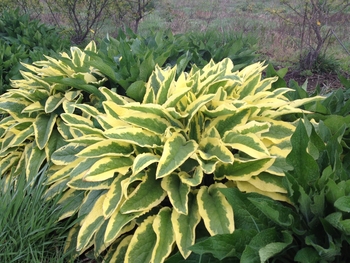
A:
0,42,106,181
46,58,323,262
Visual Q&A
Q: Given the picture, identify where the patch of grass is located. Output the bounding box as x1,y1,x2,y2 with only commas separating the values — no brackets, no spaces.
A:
0,166,77,263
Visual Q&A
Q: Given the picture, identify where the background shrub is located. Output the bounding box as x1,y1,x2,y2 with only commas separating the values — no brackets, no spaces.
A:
0,9,70,94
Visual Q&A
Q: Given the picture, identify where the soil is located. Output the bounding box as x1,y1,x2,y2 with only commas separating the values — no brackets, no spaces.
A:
283,70,349,94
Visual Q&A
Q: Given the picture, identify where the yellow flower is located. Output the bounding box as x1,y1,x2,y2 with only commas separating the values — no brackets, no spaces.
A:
317,20,321,26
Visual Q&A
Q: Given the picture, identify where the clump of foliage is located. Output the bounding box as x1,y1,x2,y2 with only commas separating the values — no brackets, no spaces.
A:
186,115,350,263
0,42,106,183
0,27,256,182
40,55,321,262
0,9,70,94
88,28,256,100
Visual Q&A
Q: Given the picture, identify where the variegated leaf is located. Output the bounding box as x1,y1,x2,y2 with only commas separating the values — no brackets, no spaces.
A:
33,112,57,150
22,101,44,113
107,235,132,263
223,132,270,159
77,193,106,251
104,127,162,147
161,174,190,215
261,120,295,144
8,125,34,147
132,153,160,176
185,94,216,124
56,188,85,221
156,133,198,179
124,103,183,128
84,156,133,182
77,140,134,158
68,173,114,190
78,189,106,220
61,113,94,127
198,137,234,163
70,124,105,137
0,152,21,175
178,168,203,187
26,142,47,181
103,174,127,218
56,118,74,140
247,172,287,194
45,93,65,113
44,178,70,201
125,215,157,263
120,172,166,214
236,181,289,202
215,157,275,181
100,87,129,105
171,192,201,259
154,66,177,105
105,208,143,244
51,143,86,165
197,184,234,236
120,111,171,135
46,163,79,186
210,108,251,136
151,207,176,263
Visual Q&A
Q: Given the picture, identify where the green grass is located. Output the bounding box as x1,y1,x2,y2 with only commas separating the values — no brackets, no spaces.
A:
0,165,77,263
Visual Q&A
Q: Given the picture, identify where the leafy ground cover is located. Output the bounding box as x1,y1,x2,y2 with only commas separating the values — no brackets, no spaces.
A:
0,1,350,262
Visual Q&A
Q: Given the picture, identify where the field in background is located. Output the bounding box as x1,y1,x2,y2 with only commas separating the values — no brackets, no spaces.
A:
139,0,350,77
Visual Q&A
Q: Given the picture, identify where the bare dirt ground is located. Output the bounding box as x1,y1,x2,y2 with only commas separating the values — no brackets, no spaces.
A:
284,70,349,94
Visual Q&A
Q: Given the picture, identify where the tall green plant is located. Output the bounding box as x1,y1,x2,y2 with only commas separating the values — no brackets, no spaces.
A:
44,58,323,262
188,116,350,262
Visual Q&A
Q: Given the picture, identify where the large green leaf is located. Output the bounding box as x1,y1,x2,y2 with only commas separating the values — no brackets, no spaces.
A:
248,196,297,227
240,228,293,263
286,120,319,191
190,229,257,260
